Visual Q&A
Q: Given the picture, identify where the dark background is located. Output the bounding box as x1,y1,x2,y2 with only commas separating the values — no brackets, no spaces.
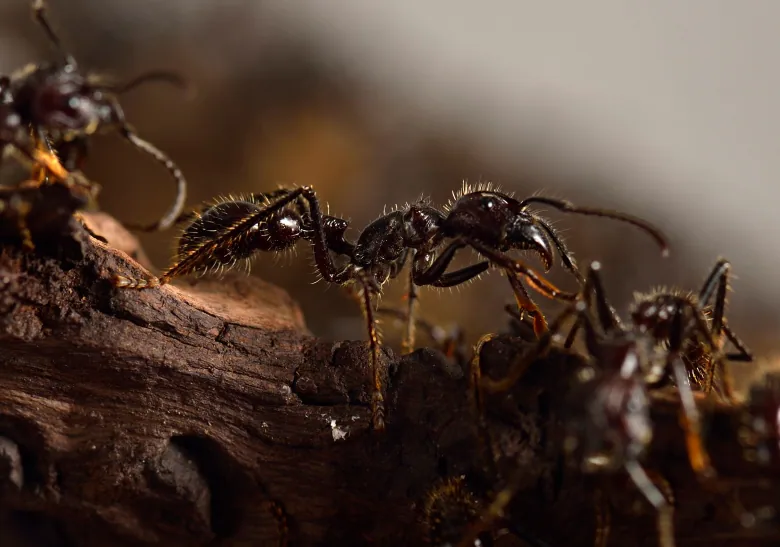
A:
2,0,777,392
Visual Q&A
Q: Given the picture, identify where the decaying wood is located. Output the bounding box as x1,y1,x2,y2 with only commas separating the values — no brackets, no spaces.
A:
0,184,779,547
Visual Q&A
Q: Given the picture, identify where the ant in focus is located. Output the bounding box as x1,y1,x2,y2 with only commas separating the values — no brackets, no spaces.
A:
2,0,189,232
113,184,667,431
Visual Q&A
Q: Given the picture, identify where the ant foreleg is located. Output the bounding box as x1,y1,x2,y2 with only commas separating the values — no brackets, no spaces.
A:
466,240,578,302
507,274,547,337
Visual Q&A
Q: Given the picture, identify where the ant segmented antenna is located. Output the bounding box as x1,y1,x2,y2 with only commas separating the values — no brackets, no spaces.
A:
120,127,187,232
32,0,77,67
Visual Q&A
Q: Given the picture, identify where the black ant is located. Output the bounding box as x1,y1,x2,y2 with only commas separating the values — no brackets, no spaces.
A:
461,263,681,547
626,258,753,402
113,185,667,431
3,0,189,232
398,182,669,352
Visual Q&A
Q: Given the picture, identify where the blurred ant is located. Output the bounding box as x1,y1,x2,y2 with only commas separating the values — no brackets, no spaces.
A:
420,476,553,547
462,262,690,547
113,184,666,431
3,0,189,232
626,258,753,402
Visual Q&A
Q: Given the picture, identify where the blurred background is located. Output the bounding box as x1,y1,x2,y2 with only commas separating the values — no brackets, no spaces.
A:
2,0,779,387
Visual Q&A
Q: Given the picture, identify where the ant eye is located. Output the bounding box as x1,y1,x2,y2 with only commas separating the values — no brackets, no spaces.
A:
480,196,495,209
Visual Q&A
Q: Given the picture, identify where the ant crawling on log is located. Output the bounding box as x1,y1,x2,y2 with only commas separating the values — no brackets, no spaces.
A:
397,182,669,353
113,184,667,431
461,263,703,547
3,0,189,232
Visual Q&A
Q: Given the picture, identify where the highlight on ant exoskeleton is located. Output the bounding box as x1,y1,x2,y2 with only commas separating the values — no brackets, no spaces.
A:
112,183,668,432
2,0,190,232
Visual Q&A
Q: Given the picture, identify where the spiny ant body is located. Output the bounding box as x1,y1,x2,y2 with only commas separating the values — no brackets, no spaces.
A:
627,259,753,400
2,0,189,232
421,477,493,547
114,184,667,431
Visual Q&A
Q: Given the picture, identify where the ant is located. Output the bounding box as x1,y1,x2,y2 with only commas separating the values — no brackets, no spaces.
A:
398,182,669,352
626,258,753,402
420,475,554,547
461,262,681,547
2,0,189,232
113,185,667,431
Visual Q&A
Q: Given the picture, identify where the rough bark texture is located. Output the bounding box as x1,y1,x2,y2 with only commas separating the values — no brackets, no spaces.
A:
0,184,779,547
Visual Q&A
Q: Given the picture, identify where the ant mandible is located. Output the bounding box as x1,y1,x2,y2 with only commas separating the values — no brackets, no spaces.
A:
463,262,680,547
3,0,189,232
113,185,667,431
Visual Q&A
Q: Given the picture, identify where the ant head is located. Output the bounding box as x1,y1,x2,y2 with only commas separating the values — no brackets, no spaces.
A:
27,68,119,139
444,191,554,270
629,291,693,343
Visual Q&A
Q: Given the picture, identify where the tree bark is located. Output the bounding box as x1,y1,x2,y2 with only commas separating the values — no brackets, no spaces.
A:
0,184,778,547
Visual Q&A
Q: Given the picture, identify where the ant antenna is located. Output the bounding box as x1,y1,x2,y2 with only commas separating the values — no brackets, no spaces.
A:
120,126,187,231
32,0,77,67
110,70,194,98
517,195,670,257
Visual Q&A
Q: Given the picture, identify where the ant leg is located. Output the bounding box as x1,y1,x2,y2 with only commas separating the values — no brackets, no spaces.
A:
401,262,419,354
376,306,467,365
31,0,77,67
668,346,715,478
723,322,753,362
266,499,289,547
8,194,34,251
624,461,676,547
355,275,385,432
73,213,108,244
468,334,500,479
467,240,578,302
594,488,611,547
515,196,670,257
507,273,547,337
481,301,583,394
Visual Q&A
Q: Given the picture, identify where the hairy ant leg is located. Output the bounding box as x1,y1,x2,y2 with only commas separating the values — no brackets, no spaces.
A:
623,462,675,547
695,259,752,400
375,306,467,365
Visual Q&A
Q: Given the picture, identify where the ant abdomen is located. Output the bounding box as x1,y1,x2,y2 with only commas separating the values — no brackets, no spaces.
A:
177,197,303,275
